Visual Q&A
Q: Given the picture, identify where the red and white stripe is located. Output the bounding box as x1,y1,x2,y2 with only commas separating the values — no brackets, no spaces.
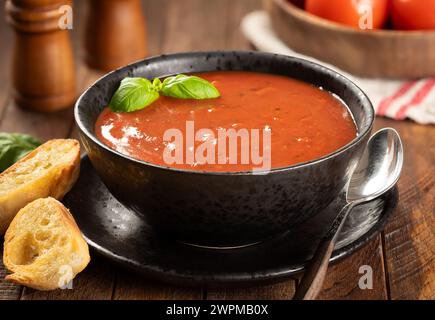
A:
374,79,435,121
375,79,435,119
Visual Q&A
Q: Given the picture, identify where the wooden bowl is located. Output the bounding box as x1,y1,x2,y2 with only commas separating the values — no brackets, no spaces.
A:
266,0,435,79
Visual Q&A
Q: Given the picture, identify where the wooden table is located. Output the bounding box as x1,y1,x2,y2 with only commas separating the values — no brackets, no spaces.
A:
0,0,433,300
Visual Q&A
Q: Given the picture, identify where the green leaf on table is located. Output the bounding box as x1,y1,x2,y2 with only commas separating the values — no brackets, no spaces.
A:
0,133,41,172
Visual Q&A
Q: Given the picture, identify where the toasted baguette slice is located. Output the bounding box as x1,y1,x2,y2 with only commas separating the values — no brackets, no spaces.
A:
3,197,90,291
0,139,80,234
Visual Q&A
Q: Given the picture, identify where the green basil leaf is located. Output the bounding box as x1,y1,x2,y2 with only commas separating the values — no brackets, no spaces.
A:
161,74,221,99
109,77,160,113
152,78,163,92
0,133,41,172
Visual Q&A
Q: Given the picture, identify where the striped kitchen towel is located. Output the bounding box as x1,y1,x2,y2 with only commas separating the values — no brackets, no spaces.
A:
241,11,435,124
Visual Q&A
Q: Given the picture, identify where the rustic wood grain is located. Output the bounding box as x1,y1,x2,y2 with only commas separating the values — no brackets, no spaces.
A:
160,0,229,53
113,273,203,300
225,0,262,49
377,119,435,300
207,282,296,300
0,4,13,115
0,242,21,300
21,257,115,300
317,236,388,300
142,0,168,56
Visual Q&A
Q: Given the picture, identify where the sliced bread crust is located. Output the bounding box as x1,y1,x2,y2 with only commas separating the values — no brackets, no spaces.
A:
3,197,90,291
0,139,80,234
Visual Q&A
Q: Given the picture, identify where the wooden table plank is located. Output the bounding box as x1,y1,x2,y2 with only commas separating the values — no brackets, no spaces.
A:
21,257,115,300
142,0,168,56
160,0,230,53
377,119,435,300
225,0,262,49
317,236,388,300
0,243,21,300
114,273,203,300
207,282,296,300
0,4,13,114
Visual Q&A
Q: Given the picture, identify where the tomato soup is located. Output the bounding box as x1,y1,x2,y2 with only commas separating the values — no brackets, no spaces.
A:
95,72,357,172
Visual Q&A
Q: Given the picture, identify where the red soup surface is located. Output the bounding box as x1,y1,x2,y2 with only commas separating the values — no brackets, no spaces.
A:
95,71,357,172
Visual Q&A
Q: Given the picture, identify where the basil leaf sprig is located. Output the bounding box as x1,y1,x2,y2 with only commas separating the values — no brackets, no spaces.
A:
109,74,221,113
109,78,160,113
161,75,220,100
0,133,41,172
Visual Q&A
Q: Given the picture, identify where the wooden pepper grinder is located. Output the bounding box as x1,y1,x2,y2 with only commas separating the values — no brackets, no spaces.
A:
85,0,148,71
5,0,76,112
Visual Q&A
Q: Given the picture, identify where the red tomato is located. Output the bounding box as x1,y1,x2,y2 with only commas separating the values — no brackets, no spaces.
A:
305,0,390,30
392,0,435,30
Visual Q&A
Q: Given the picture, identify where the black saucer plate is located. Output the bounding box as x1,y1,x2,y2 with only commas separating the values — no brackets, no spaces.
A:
64,156,399,287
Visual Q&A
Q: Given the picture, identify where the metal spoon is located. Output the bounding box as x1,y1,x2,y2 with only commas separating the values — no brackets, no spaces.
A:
293,128,404,300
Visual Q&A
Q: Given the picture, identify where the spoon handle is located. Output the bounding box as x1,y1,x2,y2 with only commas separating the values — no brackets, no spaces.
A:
293,202,354,300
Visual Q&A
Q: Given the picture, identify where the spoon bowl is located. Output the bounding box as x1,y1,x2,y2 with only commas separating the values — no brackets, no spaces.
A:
348,128,404,203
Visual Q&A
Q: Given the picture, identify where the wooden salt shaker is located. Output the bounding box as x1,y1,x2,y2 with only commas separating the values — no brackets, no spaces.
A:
85,0,148,72
5,0,76,112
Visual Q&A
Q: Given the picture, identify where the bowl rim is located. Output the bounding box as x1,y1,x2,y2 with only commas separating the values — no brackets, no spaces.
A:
278,0,435,37
75,50,375,176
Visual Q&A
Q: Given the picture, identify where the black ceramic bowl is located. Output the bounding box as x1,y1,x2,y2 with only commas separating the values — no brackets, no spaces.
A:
75,51,374,247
